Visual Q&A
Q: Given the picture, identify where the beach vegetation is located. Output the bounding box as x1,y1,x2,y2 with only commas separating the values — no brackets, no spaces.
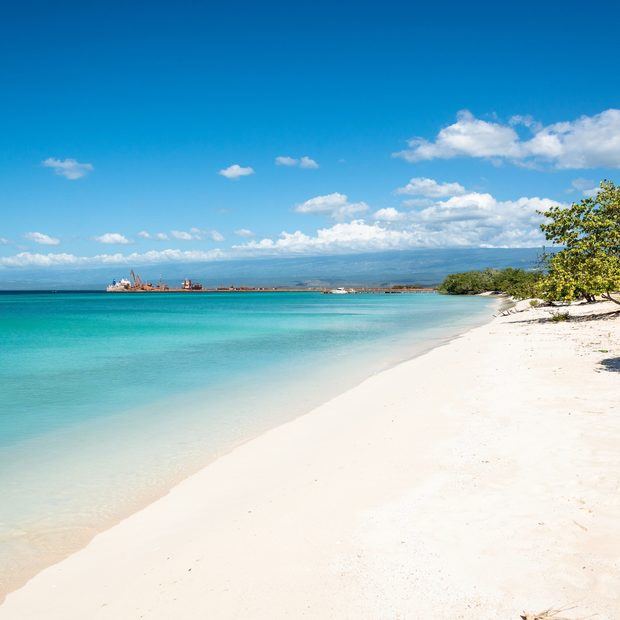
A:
549,310,570,322
538,180,620,304
438,267,541,298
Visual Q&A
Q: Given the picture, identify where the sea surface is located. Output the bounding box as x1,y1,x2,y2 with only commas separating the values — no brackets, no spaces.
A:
0,291,496,594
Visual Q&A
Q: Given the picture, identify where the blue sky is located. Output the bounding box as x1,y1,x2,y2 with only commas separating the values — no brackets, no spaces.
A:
1,0,619,271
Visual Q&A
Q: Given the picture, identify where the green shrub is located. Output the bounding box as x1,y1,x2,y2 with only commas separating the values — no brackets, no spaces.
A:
549,310,570,322
437,269,497,295
492,268,542,299
438,268,542,298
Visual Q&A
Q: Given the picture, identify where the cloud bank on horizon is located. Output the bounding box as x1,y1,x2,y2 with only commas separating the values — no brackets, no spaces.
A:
2,108,619,271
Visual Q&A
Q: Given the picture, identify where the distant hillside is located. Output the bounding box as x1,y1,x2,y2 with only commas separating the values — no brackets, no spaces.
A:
0,248,545,290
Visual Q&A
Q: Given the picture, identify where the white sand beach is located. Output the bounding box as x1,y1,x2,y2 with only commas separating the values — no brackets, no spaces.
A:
1,302,619,619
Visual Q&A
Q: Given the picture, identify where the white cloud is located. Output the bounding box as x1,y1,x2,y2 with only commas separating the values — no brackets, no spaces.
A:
219,164,255,179
169,228,222,242
275,156,297,166
372,207,405,222
395,177,466,198
509,115,542,131
275,155,319,169
401,198,433,208
394,110,521,163
42,157,93,180
0,249,225,269
138,230,169,240
413,192,562,247
394,109,620,169
235,228,255,238
0,187,565,269
95,232,130,244
0,237,8,245
25,231,60,245
295,193,369,221
234,220,420,255
524,110,620,168
299,156,319,169
235,191,565,253
1,253,82,268
171,230,195,241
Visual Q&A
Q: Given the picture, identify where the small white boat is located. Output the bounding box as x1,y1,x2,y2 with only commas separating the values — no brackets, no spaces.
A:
329,287,349,294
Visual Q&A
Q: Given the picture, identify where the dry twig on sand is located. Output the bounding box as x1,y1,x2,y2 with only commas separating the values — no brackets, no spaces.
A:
520,605,594,620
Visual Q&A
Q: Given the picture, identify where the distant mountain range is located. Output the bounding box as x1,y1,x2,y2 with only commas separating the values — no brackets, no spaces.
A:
0,248,547,290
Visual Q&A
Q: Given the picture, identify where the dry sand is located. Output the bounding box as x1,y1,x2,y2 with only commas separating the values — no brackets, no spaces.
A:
1,301,619,619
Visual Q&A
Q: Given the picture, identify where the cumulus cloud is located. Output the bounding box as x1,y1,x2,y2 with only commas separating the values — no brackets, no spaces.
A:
294,193,369,221
137,230,168,240
170,228,222,242
235,190,564,254
395,177,467,198
275,156,297,166
0,185,565,269
275,155,319,169
0,249,225,269
1,253,82,268
372,207,406,222
219,164,254,179
299,156,319,169
401,198,434,208
234,220,420,255
509,114,542,131
171,230,195,241
42,157,93,180
394,111,520,163
24,231,60,245
393,109,620,169
95,232,131,244
412,192,562,247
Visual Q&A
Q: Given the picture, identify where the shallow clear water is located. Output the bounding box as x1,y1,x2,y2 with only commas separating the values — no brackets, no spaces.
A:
0,291,495,593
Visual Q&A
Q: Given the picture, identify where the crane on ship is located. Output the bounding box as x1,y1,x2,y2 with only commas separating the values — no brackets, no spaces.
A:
130,270,143,289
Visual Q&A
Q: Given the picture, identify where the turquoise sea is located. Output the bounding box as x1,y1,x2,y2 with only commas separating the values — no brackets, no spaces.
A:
0,291,496,594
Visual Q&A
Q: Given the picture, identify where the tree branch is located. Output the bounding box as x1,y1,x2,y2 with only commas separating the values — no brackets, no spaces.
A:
602,292,620,305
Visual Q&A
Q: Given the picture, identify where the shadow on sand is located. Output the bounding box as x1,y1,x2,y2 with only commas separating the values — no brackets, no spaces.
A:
510,308,620,325
599,357,620,373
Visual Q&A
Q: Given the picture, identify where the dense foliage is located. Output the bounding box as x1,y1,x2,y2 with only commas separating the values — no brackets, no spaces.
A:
438,268,541,298
439,180,620,304
538,180,620,304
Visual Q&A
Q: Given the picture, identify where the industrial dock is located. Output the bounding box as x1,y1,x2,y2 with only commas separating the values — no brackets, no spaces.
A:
106,272,435,294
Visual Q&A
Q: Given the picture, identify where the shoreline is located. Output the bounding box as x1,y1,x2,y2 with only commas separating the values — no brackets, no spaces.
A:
0,296,498,602
2,301,619,618
104,287,437,293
